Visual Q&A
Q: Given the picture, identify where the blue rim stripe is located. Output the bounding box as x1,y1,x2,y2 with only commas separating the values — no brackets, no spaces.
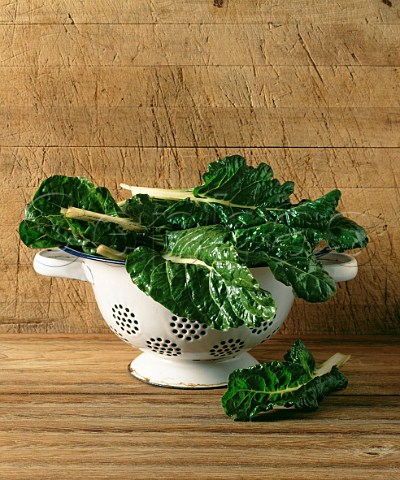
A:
61,246,125,265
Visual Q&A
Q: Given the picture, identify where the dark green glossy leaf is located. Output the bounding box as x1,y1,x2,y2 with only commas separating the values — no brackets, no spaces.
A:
326,214,369,252
232,223,336,302
222,340,349,421
292,367,348,411
20,175,140,254
125,226,276,330
210,204,268,230
66,217,140,255
122,194,219,231
26,176,121,219
193,155,294,207
215,190,341,239
270,190,341,229
19,218,80,249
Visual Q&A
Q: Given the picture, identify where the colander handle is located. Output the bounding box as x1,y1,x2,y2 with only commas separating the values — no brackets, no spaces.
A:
33,249,90,282
319,252,358,282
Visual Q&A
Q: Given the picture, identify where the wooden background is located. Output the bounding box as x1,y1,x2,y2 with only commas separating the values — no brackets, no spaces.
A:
1,0,399,335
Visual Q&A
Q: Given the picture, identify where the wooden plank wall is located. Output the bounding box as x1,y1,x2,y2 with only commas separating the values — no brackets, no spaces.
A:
1,0,399,335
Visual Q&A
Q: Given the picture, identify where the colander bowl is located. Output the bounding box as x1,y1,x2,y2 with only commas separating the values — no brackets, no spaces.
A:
33,247,357,388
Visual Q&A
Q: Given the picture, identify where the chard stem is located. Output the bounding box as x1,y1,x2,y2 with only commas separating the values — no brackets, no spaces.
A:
315,352,351,376
96,244,127,261
61,207,145,232
119,184,257,210
120,185,195,201
162,253,211,269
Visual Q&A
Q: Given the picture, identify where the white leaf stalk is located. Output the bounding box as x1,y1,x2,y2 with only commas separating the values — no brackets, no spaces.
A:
162,253,211,269
119,184,258,210
96,244,127,261
61,207,145,232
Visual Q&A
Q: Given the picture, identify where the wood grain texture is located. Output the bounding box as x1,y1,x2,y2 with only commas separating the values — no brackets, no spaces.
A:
0,0,398,25
1,146,399,189
1,24,400,67
0,335,399,479
3,106,400,147
1,0,399,334
4,67,400,107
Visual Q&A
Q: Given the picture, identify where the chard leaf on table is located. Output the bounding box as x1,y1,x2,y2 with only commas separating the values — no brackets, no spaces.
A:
232,223,336,302
125,226,276,330
221,340,350,421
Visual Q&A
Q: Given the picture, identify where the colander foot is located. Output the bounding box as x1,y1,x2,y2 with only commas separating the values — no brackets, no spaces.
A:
128,351,259,389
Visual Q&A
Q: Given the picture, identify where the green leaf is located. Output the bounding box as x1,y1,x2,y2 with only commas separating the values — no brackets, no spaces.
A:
221,340,349,421
26,176,121,219
125,226,276,330
326,214,369,252
122,194,219,231
66,217,140,255
193,155,294,207
292,367,348,411
272,190,341,230
19,217,80,249
283,338,316,375
232,223,336,302
20,175,139,254
214,190,342,243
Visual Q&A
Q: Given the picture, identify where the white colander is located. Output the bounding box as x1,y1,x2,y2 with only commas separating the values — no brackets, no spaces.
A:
33,247,357,388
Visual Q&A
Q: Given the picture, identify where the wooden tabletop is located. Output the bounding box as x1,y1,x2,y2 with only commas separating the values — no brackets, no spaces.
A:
0,334,399,479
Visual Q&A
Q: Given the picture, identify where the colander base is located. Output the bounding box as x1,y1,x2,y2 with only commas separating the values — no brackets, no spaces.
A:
128,351,259,389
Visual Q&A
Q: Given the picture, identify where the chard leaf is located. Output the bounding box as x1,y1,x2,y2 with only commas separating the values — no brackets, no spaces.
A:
125,226,276,330
232,224,336,302
122,194,219,231
65,217,139,255
276,190,342,250
221,340,349,421
214,190,341,239
193,155,294,207
326,214,369,252
20,175,139,254
210,204,268,230
271,190,341,230
26,176,121,219
19,217,80,249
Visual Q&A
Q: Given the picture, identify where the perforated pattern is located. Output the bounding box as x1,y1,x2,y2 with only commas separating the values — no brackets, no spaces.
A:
109,326,130,343
209,339,245,358
261,333,271,343
146,337,182,357
170,315,208,341
112,304,139,335
250,320,272,335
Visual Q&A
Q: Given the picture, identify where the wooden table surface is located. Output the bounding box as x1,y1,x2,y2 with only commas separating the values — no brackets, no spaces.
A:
0,334,399,479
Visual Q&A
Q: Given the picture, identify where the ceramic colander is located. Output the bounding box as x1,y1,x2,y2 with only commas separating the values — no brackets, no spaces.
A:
33,247,358,388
